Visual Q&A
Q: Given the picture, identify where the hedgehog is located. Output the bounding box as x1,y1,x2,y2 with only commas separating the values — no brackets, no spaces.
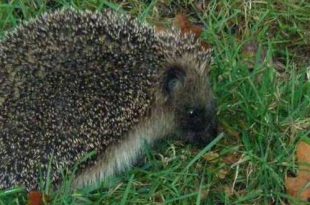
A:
0,8,217,191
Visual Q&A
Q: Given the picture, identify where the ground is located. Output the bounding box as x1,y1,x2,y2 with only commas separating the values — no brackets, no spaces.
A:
0,0,309,204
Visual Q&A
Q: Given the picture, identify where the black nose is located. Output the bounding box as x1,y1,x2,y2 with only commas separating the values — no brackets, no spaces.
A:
186,107,206,132
183,105,218,145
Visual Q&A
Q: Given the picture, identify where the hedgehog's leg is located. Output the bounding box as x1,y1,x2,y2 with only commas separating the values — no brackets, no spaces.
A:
72,109,175,189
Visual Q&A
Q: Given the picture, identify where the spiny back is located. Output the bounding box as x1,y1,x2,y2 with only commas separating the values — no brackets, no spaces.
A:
0,9,160,190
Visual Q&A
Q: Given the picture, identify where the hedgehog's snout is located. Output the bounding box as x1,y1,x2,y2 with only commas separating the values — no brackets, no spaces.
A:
186,107,207,132
159,61,217,146
182,104,218,146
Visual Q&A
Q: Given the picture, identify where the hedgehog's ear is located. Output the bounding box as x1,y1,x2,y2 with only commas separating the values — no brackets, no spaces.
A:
163,66,186,95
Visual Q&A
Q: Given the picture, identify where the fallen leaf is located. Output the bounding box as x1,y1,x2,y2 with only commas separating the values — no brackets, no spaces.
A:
154,193,165,204
28,191,51,205
285,141,310,202
224,185,234,197
174,14,211,50
203,151,219,162
154,14,211,50
28,191,43,205
199,189,210,201
223,153,240,165
217,169,229,179
174,14,203,37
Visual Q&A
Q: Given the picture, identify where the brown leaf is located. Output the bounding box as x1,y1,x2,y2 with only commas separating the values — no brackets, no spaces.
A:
203,151,219,162
223,153,240,165
224,185,234,197
28,191,43,205
154,193,165,204
297,142,310,165
285,141,310,202
198,189,209,201
174,14,203,37
217,169,229,179
27,191,51,205
174,14,211,50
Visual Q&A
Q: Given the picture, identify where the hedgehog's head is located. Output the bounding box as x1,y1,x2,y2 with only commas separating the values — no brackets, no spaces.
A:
155,48,218,146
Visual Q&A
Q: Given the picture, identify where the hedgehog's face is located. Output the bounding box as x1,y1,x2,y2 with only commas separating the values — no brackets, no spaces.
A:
159,60,218,146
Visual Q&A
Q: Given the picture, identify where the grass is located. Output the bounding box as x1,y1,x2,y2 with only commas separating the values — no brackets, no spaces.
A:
0,0,309,204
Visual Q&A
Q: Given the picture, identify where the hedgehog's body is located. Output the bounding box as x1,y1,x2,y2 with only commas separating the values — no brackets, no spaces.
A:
0,9,217,191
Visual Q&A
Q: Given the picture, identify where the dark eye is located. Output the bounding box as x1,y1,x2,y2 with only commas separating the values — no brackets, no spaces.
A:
167,77,180,92
188,109,197,118
164,67,186,94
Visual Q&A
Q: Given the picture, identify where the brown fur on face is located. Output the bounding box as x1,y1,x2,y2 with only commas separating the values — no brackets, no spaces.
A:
153,53,217,146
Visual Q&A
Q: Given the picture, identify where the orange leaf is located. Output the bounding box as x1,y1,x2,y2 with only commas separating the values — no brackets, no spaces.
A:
285,141,310,202
174,14,203,38
174,14,211,50
28,191,43,205
297,142,310,165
